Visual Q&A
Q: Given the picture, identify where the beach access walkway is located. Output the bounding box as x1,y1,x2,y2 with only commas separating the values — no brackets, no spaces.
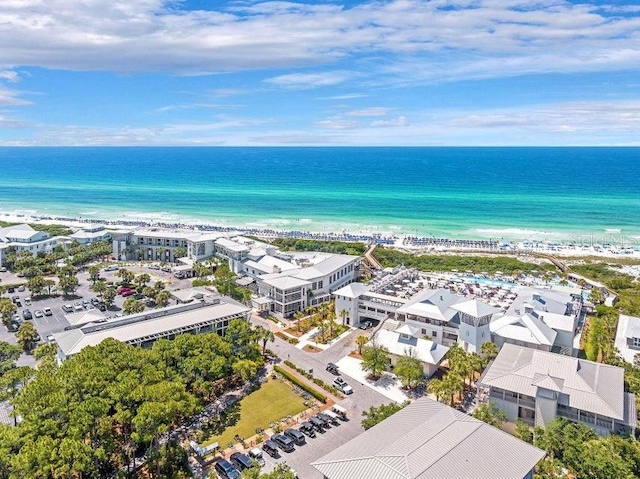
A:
364,243,382,270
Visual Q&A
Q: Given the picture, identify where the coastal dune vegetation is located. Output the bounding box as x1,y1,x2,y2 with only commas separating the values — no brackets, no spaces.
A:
372,247,554,275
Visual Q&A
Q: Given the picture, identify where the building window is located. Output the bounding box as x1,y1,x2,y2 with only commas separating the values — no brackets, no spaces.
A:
432,331,437,338
633,337,640,348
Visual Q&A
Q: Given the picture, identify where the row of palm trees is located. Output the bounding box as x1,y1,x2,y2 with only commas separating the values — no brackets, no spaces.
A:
427,342,498,407
291,301,343,343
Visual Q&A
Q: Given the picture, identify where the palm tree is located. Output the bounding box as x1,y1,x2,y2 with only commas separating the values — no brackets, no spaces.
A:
257,327,275,355
156,247,166,262
339,309,349,326
427,378,445,402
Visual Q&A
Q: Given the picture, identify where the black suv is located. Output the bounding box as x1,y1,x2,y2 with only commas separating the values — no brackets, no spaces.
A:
326,362,339,374
229,452,252,471
262,439,280,458
214,458,240,479
272,433,295,453
309,415,326,432
284,428,306,446
22,309,32,320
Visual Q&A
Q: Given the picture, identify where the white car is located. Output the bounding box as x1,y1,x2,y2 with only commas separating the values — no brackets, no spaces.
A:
34,310,44,319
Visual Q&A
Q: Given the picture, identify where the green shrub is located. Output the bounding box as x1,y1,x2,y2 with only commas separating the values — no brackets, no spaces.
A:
274,365,326,403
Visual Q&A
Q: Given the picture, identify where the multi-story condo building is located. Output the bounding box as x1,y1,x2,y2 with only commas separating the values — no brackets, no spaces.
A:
479,343,637,436
111,228,224,263
614,314,640,364
0,223,65,266
68,224,112,245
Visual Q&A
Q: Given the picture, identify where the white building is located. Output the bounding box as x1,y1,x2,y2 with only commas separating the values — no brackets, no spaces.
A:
615,314,640,364
0,224,65,266
372,326,449,378
112,227,225,263
479,343,636,436
68,224,112,245
53,298,250,362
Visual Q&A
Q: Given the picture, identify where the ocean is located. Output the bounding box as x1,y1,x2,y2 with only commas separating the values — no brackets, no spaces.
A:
1,147,639,242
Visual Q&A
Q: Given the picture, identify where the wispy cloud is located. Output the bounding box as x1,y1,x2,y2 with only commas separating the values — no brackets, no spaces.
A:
346,107,391,117
265,71,354,90
370,116,408,127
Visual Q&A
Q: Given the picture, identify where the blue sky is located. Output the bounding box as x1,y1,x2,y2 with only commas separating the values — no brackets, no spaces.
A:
0,0,639,146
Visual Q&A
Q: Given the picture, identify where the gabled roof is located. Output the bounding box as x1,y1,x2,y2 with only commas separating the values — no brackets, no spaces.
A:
479,343,630,422
396,289,463,322
490,313,557,346
312,397,545,479
333,282,370,299
450,299,499,319
65,309,108,327
262,275,311,290
372,329,449,365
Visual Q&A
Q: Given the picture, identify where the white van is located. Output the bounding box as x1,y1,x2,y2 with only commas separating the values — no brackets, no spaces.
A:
331,404,347,420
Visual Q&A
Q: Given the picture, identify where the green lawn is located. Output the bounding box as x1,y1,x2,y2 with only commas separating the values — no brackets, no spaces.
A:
204,379,307,448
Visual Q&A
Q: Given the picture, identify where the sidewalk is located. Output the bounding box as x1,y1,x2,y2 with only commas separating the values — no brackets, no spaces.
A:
335,356,408,403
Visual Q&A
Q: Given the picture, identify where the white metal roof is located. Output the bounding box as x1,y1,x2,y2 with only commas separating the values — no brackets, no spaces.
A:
311,397,545,479
450,299,499,318
615,314,640,364
65,309,108,327
372,329,449,366
479,343,631,423
54,301,249,357
333,282,370,299
262,275,311,290
490,313,557,346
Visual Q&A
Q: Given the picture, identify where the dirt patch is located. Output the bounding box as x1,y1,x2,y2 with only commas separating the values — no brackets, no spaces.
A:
349,350,363,360
303,344,322,353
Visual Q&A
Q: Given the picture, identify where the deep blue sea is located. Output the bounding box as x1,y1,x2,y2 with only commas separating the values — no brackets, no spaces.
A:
1,147,639,242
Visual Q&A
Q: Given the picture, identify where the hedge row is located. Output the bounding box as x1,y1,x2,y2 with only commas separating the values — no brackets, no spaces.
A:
283,360,341,397
274,365,327,403
275,331,299,345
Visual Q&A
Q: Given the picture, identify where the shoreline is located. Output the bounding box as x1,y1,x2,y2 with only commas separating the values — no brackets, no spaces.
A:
2,211,639,260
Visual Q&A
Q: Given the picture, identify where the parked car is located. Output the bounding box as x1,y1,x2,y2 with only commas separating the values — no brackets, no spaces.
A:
318,412,339,426
322,410,341,426
284,428,306,446
148,264,160,270
247,448,265,466
6,286,14,293
309,415,327,432
15,299,21,307
299,422,316,438
82,300,90,308
62,304,73,313
229,452,252,471
17,285,25,292
22,309,32,320
104,265,119,271
272,433,295,453
97,303,107,311
24,298,31,306
0,267,7,272
121,290,136,297
262,440,280,458
91,297,101,305
11,296,19,303
34,310,44,319
359,320,372,329
73,303,83,312
214,458,240,479
334,377,353,395
326,362,339,375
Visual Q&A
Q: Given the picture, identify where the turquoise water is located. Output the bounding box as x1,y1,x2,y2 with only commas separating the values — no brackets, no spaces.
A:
0,147,639,241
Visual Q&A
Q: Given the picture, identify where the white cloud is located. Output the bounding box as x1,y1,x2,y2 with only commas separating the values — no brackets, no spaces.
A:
0,0,636,84
370,115,408,127
346,107,390,117
314,117,359,130
0,85,31,106
265,71,353,89
0,70,20,82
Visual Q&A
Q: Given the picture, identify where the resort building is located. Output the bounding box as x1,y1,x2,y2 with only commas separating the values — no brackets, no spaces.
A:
370,326,449,378
0,224,65,266
503,288,581,356
68,224,112,245
111,227,226,263
614,314,640,364
111,228,361,317
311,396,545,479
478,343,636,436
53,298,250,362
